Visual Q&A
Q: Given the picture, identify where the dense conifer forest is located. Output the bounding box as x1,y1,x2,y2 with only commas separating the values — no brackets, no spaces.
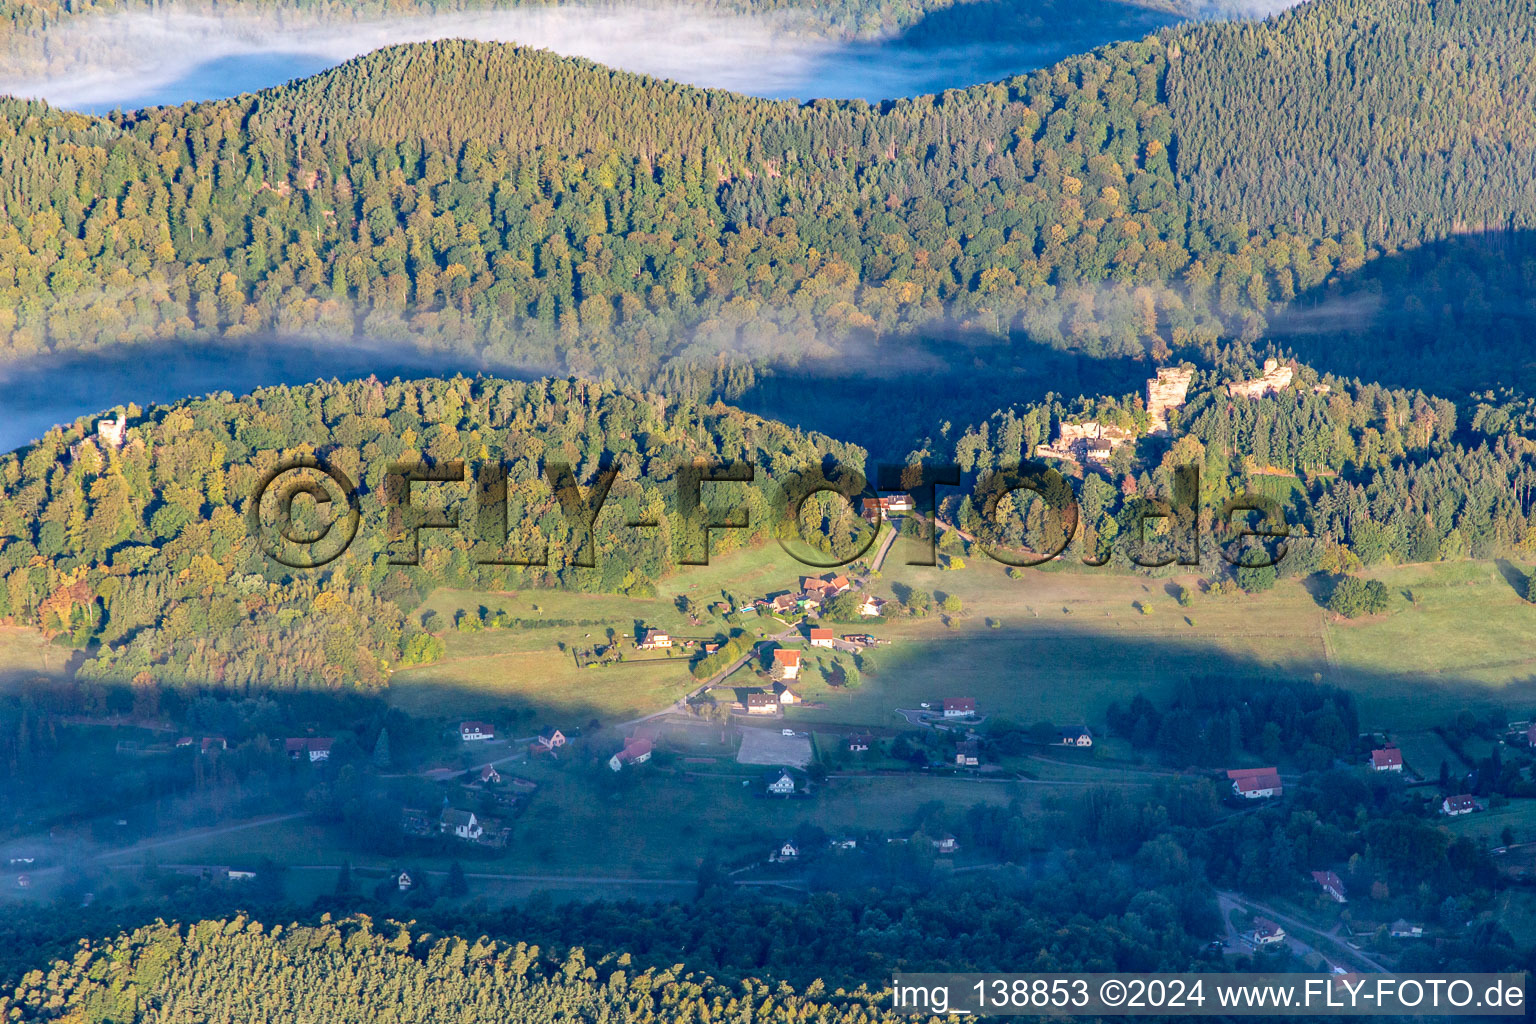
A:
0,0,1532,398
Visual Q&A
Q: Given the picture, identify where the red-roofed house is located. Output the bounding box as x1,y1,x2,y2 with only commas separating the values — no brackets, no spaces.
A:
1253,918,1285,946
1371,747,1404,771
1227,767,1282,799
772,648,801,680
808,627,834,648
943,698,976,718
608,737,654,772
1311,870,1347,903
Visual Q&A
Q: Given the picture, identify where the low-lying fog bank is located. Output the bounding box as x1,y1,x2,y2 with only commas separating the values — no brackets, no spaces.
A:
0,0,1183,110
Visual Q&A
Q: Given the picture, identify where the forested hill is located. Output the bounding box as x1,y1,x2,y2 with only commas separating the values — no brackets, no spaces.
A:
1167,0,1536,248
0,916,915,1024
0,376,864,690
1,0,1534,391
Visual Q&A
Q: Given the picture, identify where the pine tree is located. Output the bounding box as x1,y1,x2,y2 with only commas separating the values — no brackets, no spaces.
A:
372,728,392,769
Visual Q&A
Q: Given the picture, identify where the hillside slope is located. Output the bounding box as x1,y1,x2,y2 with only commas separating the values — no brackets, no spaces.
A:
0,0,1533,391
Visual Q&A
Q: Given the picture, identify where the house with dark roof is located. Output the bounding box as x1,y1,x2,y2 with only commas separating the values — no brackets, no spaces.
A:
460,721,495,742
746,692,779,716
440,808,483,841
1441,794,1476,816
1058,726,1093,747
766,770,797,796
955,739,980,767
285,737,333,762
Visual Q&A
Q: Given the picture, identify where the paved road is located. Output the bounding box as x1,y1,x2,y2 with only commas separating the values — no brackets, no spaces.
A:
1219,891,1389,973
868,521,901,573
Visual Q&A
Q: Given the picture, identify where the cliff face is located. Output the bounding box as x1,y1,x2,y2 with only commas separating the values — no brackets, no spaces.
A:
1226,359,1295,400
1146,367,1193,434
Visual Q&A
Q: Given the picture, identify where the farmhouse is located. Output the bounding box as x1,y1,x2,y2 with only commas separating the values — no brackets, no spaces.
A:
460,721,495,742
1371,747,1404,771
770,841,799,863
285,737,333,763
638,629,672,650
1441,794,1476,816
954,739,980,767
768,594,797,616
847,733,873,752
530,730,567,756
440,808,483,841
772,648,801,680
862,494,915,521
1252,918,1286,946
931,834,959,855
766,770,797,796
607,737,654,771
1311,870,1347,903
1228,767,1282,799
746,692,779,716
943,697,976,718
858,595,887,616
1389,920,1424,939
775,683,803,705
396,871,413,892
479,765,501,785
1058,726,1093,747
808,627,834,648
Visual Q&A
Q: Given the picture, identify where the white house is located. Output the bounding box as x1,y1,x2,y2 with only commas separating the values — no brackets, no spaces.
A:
1441,794,1475,816
440,808,483,841
1228,767,1282,799
859,595,887,617
1058,726,1093,747
772,648,801,680
766,770,796,796
638,629,672,650
943,698,976,718
460,721,495,742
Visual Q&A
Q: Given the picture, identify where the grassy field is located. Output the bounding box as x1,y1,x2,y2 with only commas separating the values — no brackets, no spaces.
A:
801,545,1536,730
1446,799,1536,846
0,626,71,690
166,767,1033,878
388,545,804,720
1392,730,1467,778
385,543,1536,733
